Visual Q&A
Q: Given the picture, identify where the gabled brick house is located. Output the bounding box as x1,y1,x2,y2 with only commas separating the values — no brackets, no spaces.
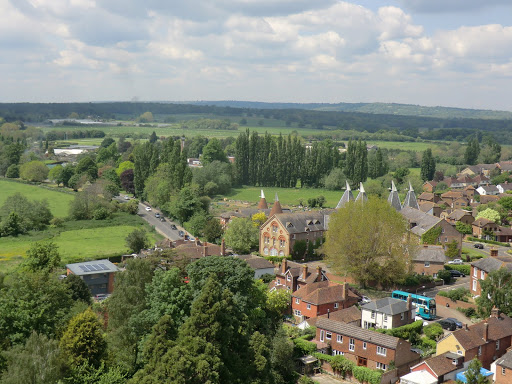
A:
436,308,512,369
409,351,465,383
470,252,512,297
412,245,446,278
291,280,359,321
315,318,420,374
444,209,475,226
472,217,499,239
492,349,512,384
272,260,328,292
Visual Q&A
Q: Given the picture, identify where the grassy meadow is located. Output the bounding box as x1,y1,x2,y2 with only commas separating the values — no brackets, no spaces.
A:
0,179,75,217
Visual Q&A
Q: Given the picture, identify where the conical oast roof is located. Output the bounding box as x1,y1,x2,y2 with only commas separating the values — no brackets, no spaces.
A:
257,189,268,209
269,192,283,216
355,182,368,203
388,180,402,211
402,181,419,210
336,181,354,208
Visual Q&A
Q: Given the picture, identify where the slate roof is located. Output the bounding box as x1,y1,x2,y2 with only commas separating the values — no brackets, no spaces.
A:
273,211,332,234
361,297,415,315
472,217,495,227
400,207,441,236
420,352,463,377
402,183,419,210
388,180,402,211
336,181,354,208
447,209,473,221
498,183,512,192
316,318,402,349
449,313,512,351
479,185,499,194
495,349,512,370
414,246,447,263
471,257,505,273
292,281,357,305
235,255,274,270
418,192,435,201
418,201,439,213
67,259,119,276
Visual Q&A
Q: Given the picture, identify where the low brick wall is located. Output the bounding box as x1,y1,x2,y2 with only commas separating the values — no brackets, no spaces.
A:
435,294,477,310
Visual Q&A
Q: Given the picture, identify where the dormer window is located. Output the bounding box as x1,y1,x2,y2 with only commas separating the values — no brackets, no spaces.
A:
286,222,293,228
315,220,321,224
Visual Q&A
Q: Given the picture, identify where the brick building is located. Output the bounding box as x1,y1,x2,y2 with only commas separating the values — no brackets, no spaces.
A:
315,317,420,374
408,351,465,383
472,217,499,239
272,260,328,292
436,308,512,369
470,251,512,296
412,245,447,278
492,349,512,384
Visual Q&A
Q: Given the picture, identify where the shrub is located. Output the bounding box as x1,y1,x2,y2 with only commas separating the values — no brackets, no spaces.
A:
437,270,453,284
423,323,444,341
293,338,317,356
467,237,511,247
313,353,354,377
93,207,111,220
445,287,470,302
352,365,383,384
377,320,423,340
458,307,477,318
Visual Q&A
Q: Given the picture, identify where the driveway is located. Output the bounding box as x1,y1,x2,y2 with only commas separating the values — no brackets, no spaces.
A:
311,373,348,384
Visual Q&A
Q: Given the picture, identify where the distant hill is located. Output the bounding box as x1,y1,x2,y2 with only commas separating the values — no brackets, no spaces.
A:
185,100,512,120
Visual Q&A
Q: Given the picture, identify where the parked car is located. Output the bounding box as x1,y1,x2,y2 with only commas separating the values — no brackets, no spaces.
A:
95,294,109,301
145,206,152,211
448,259,463,265
171,224,177,230
449,270,466,278
359,296,371,305
160,217,165,222
124,195,130,200
178,230,184,237
438,319,457,331
474,243,484,249
446,317,463,328
155,213,160,218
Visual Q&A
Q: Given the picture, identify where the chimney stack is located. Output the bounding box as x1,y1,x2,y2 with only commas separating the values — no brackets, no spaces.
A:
317,265,322,275
490,248,498,257
407,295,413,310
203,244,208,257
302,265,308,279
195,239,200,246
327,309,330,319
483,322,489,342
221,239,226,256
282,259,288,274
491,306,500,319
464,323,469,331
344,283,349,299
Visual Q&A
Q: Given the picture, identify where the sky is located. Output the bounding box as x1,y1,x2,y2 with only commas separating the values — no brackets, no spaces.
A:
1,0,512,110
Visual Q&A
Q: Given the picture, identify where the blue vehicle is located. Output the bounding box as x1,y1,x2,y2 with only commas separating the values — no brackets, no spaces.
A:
391,290,436,320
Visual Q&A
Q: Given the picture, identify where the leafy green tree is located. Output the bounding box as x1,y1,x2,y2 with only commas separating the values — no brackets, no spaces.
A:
322,168,346,190
59,165,75,187
393,167,410,184
201,138,228,165
64,274,92,304
456,221,473,235
457,358,490,384
476,268,512,317
420,148,436,181
445,240,460,259
324,197,414,288
5,164,19,178
464,138,480,166
224,217,259,254
0,331,68,384
0,272,73,345
169,187,206,224
1,193,52,231
125,228,150,253
24,241,61,273
203,218,224,243
59,309,106,368
149,131,158,144
48,164,63,184
100,137,115,148
137,111,154,123
1,212,24,237
270,328,295,384
75,156,98,180
476,208,501,224
19,161,49,182
266,289,291,320
116,161,134,176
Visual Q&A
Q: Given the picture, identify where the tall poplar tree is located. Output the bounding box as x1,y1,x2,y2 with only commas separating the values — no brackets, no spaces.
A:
420,148,436,181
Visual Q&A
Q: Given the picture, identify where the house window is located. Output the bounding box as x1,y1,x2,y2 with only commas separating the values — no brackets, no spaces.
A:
326,332,332,340
272,225,278,233
320,330,324,342
363,342,367,350
458,350,463,355
337,335,343,343
287,274,291,281
377,346,387,356
277,278,281,285
473,280,477,292
401,313,405,320
294,310,301,316
371,311,375,319
502,367,506,375
424,261,430,267
445,237,448,242
441,228,445,233
474,268,478,277
307,304,311,310
332,350,344,356
295,298,300,304
478,346,482,356
384,315,388,322
349,338,355,351
496,340,500,350
334,303,339,309
481,271,485,279
292,234,296,239
280,239,285,248
376,362,387,370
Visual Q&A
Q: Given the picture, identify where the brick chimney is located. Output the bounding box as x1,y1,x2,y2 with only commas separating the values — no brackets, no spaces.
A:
327,309,330,319
483,321,489,342
407,295,413,310
343,283,349,299
464,323,469,331
195,239,200,246
491,306,500,318
203,243,208,257
490,248,498,257
220,239,225,256
316,265,322,276
281,259,288,274
302,265,308,279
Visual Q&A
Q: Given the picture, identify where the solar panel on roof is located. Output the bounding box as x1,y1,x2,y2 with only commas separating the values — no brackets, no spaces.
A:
98,264,108,270
84,265,93,272
79,266,88,272
90,265,98,271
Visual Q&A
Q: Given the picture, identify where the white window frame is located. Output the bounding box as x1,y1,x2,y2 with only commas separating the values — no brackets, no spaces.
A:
424,261,430,267
502,367,506,375
287,274,291,281
337,335,343,343
474,268,478,277
295,298,300,304
334,302,339,309
376,362,387,370
294,309,301,316
384,314,388,322
307,304,311,310
320,330,324,342
349,338,355,351
326,332,332,340
401,313,405,320
481,270,485,279
478,346,482,356
332,350,344,356
496,340,500,350
377,346,387,356
473,279,477,292
371,311,375,319
363,342,367,350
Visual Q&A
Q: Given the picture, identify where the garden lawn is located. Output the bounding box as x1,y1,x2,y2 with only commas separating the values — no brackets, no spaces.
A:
0,223,161,273
0,179,74,218
222,186,346,208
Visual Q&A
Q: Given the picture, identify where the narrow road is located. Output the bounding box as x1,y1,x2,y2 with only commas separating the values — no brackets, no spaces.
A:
463,240,510,258
137,202,183,241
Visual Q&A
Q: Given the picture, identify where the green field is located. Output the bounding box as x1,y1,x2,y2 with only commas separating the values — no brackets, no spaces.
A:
221,186,347,208
0,179,75,217
367,141,442,151
0,217,161,273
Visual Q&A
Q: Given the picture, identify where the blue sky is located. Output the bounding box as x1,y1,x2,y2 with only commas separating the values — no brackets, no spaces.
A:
1,0,511,110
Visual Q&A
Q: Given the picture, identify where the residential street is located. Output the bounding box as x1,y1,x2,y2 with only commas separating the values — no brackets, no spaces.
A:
137,202,184,241
463,241,511,258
